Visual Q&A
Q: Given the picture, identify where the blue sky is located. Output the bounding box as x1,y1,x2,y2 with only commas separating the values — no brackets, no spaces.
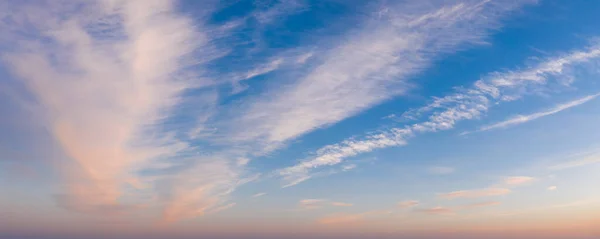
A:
1,0,600,238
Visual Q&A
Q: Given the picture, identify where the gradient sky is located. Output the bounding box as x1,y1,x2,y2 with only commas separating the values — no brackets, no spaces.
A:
1,0,600,239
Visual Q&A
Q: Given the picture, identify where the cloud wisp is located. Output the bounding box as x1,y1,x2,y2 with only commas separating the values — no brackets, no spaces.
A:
439,188,511,199
465,93,600,134
415,201,500,215
298,199,354,210
549,152,600,170
252,193,267,198
224,0,536,154
277,42,600,187
398,200,420,208
503,176,535,186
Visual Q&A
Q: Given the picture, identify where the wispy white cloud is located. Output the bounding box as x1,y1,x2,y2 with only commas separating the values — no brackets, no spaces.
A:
0,0,219,216
252,0,306,25
0,0,262,223
207,202,236,215
415,201,500,215
252,192,267,198
549,152,600,170
503,176,535,186
160,158,252,222
224,0,536,153
299,199,327,209
439,188,511,199
341,164,357,172
397,200,420,208
277,41,600,187
466,93,600,134
231,58,285,94
547,186,557,191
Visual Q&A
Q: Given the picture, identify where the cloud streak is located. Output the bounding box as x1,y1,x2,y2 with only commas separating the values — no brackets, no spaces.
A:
503,176,535,186
225,0,536,154
468,93,600,134
549,152,600,170
439,188,511,199
398,200,420,208
277,41,600,187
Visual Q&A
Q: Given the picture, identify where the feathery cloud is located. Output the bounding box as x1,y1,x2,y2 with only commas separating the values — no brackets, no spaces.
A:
277,41,600,187
547,186,557,191
252,193,267,198
342,164,357,171
439,188,511,199
1,0,216,215
398,200,420,208
207,203,236,215
299,199,327,209
549,152,600,170
468,93,600,134
415,201,500,215
226,0,536,154
504,176,535,186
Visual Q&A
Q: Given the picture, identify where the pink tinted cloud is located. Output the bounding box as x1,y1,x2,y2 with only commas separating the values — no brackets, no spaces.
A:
439,188,511,199
398,200,420,208
504,176,535,186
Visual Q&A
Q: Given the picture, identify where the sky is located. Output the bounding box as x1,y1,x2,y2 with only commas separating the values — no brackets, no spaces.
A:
1,0,600,239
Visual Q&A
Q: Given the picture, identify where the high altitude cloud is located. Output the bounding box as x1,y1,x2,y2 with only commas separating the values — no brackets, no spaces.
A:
0,0,256,222
299,199,353,209
1,0,212,214
398,200,420,208
416,201,500,215
503,176,535,186
278,41,600,187
549,152,600,170
467,93,600,134
299,199,327,209
439,188,511,199
252,193,267,198
226,0,536,154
